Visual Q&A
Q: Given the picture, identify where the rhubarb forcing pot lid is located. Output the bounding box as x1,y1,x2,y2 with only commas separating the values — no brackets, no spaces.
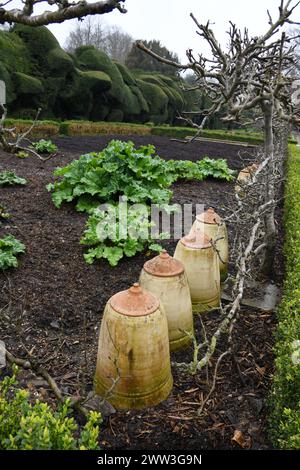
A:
180,229,212,249
143,250,184,277
240,163,259,174
109,283,159,317
196,207,221,225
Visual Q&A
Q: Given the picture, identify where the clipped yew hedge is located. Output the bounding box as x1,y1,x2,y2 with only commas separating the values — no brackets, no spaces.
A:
1,25,193,124
269,145,300,449
75,46,125,104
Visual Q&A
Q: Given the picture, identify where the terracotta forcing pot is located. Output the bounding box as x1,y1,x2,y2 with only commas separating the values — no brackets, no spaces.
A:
192,207,229,282
139,250,193,352
174,229,220,311
235,163,259,195
95,283,173,409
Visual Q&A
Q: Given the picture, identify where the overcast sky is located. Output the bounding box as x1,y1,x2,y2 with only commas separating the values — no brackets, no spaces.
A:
49,0,300,59
7,0,300,61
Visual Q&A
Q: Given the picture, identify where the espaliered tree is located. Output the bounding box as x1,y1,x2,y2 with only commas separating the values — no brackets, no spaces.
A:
138,0,300,275
0,0,127,26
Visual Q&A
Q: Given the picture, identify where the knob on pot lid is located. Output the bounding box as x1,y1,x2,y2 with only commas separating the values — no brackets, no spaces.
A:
143,250,184,277
196,207,221,225
109,283,160,317
241,163,259,174
180,229,212,249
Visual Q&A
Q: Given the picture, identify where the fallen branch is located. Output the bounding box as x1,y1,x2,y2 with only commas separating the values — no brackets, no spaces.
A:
5,349,90,419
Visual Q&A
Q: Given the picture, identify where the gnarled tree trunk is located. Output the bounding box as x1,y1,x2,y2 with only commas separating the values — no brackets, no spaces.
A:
261,99,277,276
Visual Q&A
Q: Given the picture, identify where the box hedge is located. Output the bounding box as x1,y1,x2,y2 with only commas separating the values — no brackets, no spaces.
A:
269,145,300,450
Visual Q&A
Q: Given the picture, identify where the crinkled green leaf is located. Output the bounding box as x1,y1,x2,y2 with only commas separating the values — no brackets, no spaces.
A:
0,235,25,270
75,195,101,213
148,243,163,253
84,246,104,264
32,139,57,154
0,171,27,187
103,246,124,266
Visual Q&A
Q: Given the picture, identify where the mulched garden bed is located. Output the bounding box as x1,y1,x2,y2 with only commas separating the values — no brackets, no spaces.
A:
0,135,282,450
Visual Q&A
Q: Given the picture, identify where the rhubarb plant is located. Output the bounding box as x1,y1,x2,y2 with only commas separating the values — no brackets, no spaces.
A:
81,204,166,266
0,171,27,187
47,140,235,266
0,234,25,269
197,157,236,181
32,139,57,154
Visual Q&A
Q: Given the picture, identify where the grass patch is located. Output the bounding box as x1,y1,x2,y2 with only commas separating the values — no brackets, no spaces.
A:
269,144,300,449
152,125,264,144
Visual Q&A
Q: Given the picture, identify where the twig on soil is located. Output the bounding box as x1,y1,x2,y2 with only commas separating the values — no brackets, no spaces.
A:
5,349,90,419
197,350,230,416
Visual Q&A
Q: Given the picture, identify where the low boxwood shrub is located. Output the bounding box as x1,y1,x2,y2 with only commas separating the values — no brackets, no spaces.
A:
269,145,300,449
0,366,101,450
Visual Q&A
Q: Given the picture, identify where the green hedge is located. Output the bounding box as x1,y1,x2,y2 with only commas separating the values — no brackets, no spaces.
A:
47,47,74,74
75,46,125,104
152,126,297,145
13,72,44,95
0,27,202,124
269,145,300,449
151,126,264,144
77,70,112,93
58,120,151,136
0,367,101,450
114,62,137,86
4,119,295,145
0,30,30,76
136,79,168,124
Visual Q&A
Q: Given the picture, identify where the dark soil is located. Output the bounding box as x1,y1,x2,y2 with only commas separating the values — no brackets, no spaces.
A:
0,135,281,450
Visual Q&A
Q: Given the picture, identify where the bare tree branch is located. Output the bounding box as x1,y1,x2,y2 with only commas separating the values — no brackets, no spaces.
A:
0,0,127,26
